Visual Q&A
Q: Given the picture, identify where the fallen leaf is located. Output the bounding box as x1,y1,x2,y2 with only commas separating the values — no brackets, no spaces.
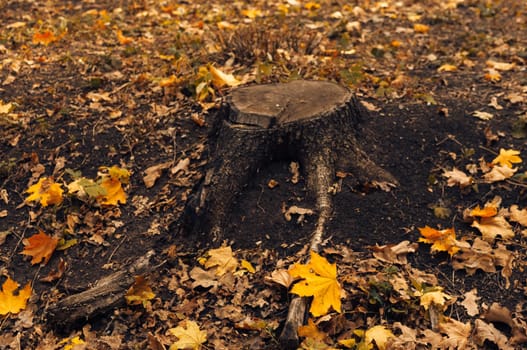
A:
474,319,513,350
442,168,473,188
115,29,133,45
98,166,130,205
472,110,493,120
21,230,58,265
203,246,238,276
452,238,497,275
438,318,472,349
58,336,85,350
240,259,256,273
471,216,514,242
470,205,498,218
168,320,207,350
39,258,67,282
298,318,328,342
419,288,451,311
492,148,522,168
26,177,64,207
0,277,31,315
483,165,517,182
143,162,171,188
437,64,457,72
509,205,527,226
289,251,342,317
209,66,240,88
0,101,14,114
364,325,395,350
371,240,418,264
418,226,461,256
264,269,293,288
460,289,480,316
32,30,59,45
126,276,155,307
486,60,515,71
189,267,218,289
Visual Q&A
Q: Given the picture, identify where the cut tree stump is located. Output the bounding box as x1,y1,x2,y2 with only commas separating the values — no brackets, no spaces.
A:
180,80,397,348
182,79,397,242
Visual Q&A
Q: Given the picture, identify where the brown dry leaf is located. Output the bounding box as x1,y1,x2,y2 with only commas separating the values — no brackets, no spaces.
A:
471,216,514,242
484,68,502,82
442,168,473,188
21,230,58,265
460,289,480,316
363,325,395,350
203,246,239,277
474,319,513,350
0,277,32,315
143,162,171,188
371,240,418,264
438,318,471,349
472,110,493,120
189,267,218,289
486,60,515,71
483,165,517,182
264,269,293,288
509,205,527,226
452,238,497,275
40,258,67,283
125,276,155,307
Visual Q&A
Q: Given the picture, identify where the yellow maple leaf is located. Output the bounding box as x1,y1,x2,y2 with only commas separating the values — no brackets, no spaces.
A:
241,8,262,19
125,276,155,307
0,277,32,315
437,64,458,72
289,251,342,317
419,288,451,310
97,166,130,205
203,246,239,276
59,336,86,350
20,230,58,265
26,177,64,207
240,259,256,273
169,320,207,350
418,226,460,256
304,2,321,10
492,148,522,168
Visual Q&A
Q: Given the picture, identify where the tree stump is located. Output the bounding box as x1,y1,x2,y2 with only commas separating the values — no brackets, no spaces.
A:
182,80,397,243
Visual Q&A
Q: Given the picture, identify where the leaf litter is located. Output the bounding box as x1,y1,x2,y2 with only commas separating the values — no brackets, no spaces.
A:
0,0,526,349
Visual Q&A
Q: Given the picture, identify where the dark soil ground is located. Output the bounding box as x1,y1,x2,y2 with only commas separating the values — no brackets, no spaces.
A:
1,0,526,349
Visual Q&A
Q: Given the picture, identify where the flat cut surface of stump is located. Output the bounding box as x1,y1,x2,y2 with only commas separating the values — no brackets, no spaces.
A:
228,80,352,128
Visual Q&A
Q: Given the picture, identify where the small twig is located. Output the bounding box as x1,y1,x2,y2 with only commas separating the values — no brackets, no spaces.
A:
107,236,128,264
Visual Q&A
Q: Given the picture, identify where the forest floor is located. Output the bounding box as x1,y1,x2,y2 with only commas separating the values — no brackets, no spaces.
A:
1,0,527,349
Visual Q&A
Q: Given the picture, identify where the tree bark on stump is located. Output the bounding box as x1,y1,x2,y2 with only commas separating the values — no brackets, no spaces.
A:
182,80,397,242
181,80,397,348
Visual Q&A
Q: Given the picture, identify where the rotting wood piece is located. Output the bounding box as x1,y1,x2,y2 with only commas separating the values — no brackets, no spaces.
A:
181,80,397,243
46,250,156,333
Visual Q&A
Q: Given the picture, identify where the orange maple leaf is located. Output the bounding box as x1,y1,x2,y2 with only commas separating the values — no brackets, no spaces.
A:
32,30,59,45
26,177,64,207
289,251,342,317
418,226,461,256
470,205,498,218
115,29,133,45
0,277,32,315
21,230,58,265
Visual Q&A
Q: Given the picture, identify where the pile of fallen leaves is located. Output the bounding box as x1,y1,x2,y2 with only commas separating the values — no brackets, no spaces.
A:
1,0,527,349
